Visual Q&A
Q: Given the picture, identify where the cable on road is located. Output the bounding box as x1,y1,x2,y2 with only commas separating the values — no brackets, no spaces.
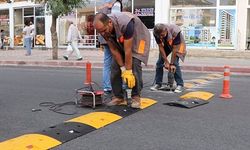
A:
39,101,77,115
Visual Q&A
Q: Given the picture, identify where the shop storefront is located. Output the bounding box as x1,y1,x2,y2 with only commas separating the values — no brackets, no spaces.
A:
57,0,155,48
247,0,250,50
0,9,10,46
0,0,45,48
0,0,249,50
13,7,45,47
169,0,236,49
56,0,248,50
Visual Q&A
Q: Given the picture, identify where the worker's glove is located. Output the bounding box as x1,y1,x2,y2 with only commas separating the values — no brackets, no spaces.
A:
169,64,176,73
121,70,136,88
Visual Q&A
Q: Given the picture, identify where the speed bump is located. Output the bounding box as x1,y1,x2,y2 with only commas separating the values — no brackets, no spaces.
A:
208,73,223,78
0,98,157,149
189,79,208,84
200,76,218,80
164,91,214,108
0,134,61,150
180,91,214,101
140,98,157,109
184,82,196,89
67,112,122,129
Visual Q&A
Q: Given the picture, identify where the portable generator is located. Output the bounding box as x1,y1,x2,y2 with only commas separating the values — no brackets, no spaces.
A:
75,62,103,109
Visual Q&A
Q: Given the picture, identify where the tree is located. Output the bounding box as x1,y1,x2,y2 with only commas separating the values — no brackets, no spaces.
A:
39,0,88,60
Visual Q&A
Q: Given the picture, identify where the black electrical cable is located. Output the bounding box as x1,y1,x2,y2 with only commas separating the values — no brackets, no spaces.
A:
39,101,77,115
38,92,79,115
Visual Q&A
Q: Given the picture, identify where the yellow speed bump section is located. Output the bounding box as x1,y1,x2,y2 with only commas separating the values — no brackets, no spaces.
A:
190,79,208,84
200,76,218,80
180,91,214,101
184,83,196,89
0,134,61,150
208,74,223,78
140,98,157,109
67,112,122,129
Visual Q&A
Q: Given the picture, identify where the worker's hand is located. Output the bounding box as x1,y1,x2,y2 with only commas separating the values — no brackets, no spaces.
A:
164,61,170,70
99,45,104,52
169,64,176,73
121,70,136,88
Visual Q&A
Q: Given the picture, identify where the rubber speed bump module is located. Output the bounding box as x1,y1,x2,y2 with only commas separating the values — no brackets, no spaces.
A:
0,98,157,150
164,91,214,109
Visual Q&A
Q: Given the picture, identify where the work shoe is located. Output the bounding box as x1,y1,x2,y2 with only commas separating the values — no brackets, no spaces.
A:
106,97,126,106
103,90,113,103
150,84,161,91
174,85,184,93
63,56,68,60
131,96,141,109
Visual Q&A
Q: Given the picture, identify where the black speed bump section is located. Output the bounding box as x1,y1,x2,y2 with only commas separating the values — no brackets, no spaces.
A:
36,122,96,143
164,91,214,109
0,98,157,149
106,105,140,117
164,99,209,108
105,98,157,117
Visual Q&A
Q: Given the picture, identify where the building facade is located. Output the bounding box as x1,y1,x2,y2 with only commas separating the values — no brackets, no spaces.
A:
0,0,250,50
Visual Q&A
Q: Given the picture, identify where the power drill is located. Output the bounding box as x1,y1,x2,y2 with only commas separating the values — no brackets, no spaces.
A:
167,71,174,91
123,83,132,107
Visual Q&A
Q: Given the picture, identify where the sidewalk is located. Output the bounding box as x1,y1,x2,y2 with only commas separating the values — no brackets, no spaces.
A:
0,48,250,75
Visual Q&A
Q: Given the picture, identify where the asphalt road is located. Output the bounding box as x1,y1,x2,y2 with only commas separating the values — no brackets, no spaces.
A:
0,66,250,150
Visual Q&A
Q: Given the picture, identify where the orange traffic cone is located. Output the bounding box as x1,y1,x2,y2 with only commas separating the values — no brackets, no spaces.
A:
84,61,92,85
220,66,232,99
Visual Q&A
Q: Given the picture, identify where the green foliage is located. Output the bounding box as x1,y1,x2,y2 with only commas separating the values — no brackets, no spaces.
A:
42,0,89,17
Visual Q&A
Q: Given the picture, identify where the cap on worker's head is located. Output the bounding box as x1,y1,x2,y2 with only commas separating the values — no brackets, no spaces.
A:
104,0,112,3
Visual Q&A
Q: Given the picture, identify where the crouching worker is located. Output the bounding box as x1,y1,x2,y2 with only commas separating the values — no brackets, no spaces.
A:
150,23,186,93
93,12,150,108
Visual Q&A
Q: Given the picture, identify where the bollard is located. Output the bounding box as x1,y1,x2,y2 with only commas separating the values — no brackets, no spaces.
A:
220,66,232,99
85,61,92,85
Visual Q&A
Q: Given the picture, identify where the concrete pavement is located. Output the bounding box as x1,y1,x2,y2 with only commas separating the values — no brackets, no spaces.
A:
0,48,250,74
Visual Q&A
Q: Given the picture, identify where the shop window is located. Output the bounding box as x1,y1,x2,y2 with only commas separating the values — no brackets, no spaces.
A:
220,0,236,5
170,9,217,48
35,7,45,16
23,8,35,47
77,12,95,46
246,9,250,50
170,0,216,7
0,10,10,46
122,0,132,12
24,8,34,16
134,0,155,29
217,9,236,48
14,9,23,46
35,17,45,46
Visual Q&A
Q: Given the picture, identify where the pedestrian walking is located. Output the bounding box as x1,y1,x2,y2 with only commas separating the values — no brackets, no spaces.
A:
150,23,186,93
94,12,151,108
0,29,5,49
23,20,33,56
63,21,83,61
98,0,123,98
30,21,35,48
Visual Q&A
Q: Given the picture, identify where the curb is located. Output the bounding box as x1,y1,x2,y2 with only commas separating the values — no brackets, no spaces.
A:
1,60,250,75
